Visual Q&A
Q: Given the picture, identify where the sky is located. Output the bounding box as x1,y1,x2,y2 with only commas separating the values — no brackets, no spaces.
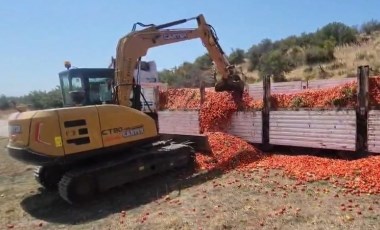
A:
1,0,380,96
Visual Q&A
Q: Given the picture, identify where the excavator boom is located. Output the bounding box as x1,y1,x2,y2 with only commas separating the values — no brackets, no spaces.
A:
115,14,245,107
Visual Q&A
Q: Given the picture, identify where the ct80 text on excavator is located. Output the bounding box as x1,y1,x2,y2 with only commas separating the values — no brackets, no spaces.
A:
6,14,245,204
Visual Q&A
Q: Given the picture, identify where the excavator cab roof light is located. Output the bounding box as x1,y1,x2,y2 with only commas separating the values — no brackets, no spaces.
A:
64,61,72,70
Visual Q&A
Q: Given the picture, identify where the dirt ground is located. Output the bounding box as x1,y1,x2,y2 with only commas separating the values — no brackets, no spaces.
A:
0,109,15,119
1,138,379,230
0,110,15,137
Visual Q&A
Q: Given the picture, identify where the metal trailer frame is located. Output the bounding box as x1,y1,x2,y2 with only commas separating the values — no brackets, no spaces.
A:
158,65,378,155
260,65,370,154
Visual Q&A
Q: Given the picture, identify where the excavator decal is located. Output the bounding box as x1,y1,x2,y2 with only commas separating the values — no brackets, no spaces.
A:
163,32,188,40
122,125,144,138
101,125,145,139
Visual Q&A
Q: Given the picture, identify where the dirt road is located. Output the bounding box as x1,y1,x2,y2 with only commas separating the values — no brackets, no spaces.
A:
0,120,7,137
1,138,380,229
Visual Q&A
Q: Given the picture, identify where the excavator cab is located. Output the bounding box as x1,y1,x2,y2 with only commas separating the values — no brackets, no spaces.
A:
59,68,114,106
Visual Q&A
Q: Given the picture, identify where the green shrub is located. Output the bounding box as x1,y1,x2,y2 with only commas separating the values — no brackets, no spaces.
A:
305,46,334,65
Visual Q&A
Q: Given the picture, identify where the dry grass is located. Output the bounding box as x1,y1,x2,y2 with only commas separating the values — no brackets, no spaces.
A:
286,37,380,81
1,139,380,229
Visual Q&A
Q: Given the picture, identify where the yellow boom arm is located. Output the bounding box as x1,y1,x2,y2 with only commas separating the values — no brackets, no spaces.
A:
115,14,244,107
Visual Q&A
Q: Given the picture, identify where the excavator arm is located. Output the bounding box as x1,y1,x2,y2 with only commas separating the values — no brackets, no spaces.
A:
115,14,245,107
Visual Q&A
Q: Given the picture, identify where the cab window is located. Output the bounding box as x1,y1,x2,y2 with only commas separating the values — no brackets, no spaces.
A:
60,74,72,105
60,75,85,106
72,77,83,90
88,77,113,104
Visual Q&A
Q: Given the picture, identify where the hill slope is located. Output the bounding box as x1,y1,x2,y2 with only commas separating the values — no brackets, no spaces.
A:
239,31,380,83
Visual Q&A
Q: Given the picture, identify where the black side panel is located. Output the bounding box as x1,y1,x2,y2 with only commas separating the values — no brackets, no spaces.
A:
78,128,88,135
64,119,86,128
67,137,90,145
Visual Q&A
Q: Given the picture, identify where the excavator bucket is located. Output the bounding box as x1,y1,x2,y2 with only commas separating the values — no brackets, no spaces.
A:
215,74,245,98
159,133,212,153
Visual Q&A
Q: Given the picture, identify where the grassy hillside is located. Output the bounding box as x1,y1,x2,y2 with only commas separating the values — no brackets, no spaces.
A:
158,20,380,87
239,31,380,83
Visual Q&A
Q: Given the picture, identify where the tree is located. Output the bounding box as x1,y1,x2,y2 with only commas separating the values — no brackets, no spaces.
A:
0,95,10,110
21,86,63,109
194,53,212,70
316,22,357,45
158,69,178,86
45,86,63,108
247,38,273,71
177,62,202,87
258,50,292,82
297,32,315,47
228,48,245,65
159,62,203,88
360,19,380,34
286,46,304,67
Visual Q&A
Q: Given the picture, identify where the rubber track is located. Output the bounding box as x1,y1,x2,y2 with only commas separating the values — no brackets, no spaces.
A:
58,171,84,204
58,140,194,204
58,172,74,204
34,166,44,185
34,166,59,190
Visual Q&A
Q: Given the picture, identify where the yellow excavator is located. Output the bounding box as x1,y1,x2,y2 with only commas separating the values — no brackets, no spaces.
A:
7,14,245,204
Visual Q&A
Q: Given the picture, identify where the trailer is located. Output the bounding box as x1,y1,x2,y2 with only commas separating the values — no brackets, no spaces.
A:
158,65,377,156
